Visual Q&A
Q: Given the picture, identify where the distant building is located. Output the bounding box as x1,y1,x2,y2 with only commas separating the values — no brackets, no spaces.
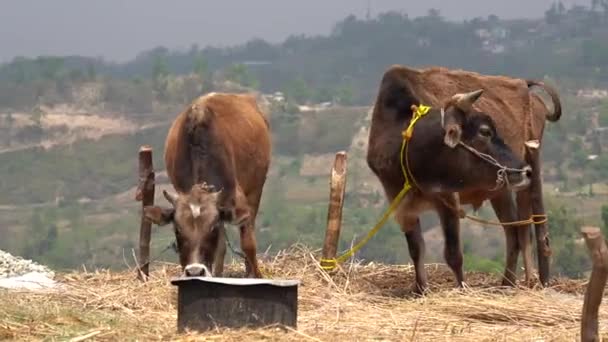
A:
577,89,608,99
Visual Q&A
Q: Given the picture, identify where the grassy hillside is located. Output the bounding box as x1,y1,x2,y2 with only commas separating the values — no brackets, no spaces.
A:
0,125,168,206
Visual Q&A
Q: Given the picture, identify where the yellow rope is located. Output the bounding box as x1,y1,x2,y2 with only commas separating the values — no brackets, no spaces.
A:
319,183,410,270
463,213,548,226
319,105,430,271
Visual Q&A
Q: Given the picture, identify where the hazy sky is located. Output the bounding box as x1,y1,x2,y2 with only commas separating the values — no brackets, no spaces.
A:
0,0,588,63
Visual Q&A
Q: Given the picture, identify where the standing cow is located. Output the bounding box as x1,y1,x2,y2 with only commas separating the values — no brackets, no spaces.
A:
376,65,561,287
143,92,271,278
366,67,532,293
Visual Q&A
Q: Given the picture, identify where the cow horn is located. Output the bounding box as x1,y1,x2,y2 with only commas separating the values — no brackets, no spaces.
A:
453,89,484,112
163,190,178,206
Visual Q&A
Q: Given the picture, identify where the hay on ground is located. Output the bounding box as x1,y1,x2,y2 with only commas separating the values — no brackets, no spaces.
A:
0,245,604,341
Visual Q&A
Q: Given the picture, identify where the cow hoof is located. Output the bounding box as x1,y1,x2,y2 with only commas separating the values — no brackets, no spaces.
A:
247,270,263,279
501,277,517,287
413,283,428,296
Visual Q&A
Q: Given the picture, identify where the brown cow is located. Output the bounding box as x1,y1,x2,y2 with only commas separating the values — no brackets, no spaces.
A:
367,67,532,293
369,65,561,289
143,92,271,278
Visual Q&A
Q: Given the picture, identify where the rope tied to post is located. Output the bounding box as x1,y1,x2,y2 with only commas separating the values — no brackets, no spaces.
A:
319,104,431,271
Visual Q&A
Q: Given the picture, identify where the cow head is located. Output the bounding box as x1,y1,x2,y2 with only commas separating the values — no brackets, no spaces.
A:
143,183,241,277
407,89,532,193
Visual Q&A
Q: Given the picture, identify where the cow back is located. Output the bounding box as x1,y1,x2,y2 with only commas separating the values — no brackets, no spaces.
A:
397,66,540,158
164,92,271,199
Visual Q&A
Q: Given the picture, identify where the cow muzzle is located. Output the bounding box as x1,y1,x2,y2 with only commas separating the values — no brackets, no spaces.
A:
184,263,211,277
506,165,532,191
457,142,532,192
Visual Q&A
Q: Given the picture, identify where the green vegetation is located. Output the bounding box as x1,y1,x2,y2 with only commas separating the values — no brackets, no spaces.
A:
0,2,607,279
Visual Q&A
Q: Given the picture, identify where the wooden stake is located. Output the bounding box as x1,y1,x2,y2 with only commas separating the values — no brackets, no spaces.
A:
135,145,155,281
321,151,347,269
581,226,608,342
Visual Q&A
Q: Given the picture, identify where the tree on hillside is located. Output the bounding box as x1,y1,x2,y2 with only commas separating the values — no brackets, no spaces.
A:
592,0,608,18
193,53,212,94
283,77,311,104
488,14,500,24
67,68,85,83
333,83,355,105
152,54,170,100
10,57,28,84
602,205,608,237
4,113,14,147
558,1,566,15
427,8,442,20
86,62,97,81
224,63,259,89
599,100,608,126
193,54,209,80
545,1,566,24
37,57,65,81
152,54,169,80
31,106,44,126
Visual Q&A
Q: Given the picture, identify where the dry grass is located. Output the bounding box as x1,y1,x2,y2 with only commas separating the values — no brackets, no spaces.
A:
0,245,605,341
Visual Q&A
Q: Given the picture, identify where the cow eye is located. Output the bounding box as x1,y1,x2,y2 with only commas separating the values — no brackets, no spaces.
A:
479,125,493,138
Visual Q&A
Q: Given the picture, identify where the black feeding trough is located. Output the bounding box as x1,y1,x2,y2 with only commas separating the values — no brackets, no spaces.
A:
171,276,300,333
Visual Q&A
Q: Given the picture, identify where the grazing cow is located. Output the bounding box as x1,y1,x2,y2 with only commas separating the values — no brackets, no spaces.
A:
378,65,562,286
143,92,271,278
367,66,532,293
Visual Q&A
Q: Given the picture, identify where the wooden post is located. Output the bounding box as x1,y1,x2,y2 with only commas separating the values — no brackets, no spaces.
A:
536,219,552,286
135,145,155,281
321,151,347,269
581,226,608,342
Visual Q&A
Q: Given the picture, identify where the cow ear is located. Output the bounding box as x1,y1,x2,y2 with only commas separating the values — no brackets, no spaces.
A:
443,109,463,148
444,124,462,148
143,206,175,226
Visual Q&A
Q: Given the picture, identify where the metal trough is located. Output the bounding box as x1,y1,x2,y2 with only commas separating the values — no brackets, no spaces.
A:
171,276,299,333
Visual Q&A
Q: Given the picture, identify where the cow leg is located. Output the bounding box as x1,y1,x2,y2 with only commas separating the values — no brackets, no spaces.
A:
239,222,262,278
528,150,551,286
240,183,266,279
394,201,427,294
212,223,227,277
435,196,464,287
490,191,520,286
379,179,427,293
515,190,535,285
404,219,428,294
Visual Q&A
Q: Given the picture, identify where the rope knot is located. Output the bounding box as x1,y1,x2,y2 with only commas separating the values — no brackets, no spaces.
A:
402,127,414,140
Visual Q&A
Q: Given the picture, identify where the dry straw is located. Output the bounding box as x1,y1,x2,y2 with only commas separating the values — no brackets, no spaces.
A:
0,244,606,341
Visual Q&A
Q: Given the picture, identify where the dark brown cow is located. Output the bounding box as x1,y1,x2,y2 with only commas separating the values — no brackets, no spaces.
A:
143,92,271,278
367,67,532,293
379,65,561,287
